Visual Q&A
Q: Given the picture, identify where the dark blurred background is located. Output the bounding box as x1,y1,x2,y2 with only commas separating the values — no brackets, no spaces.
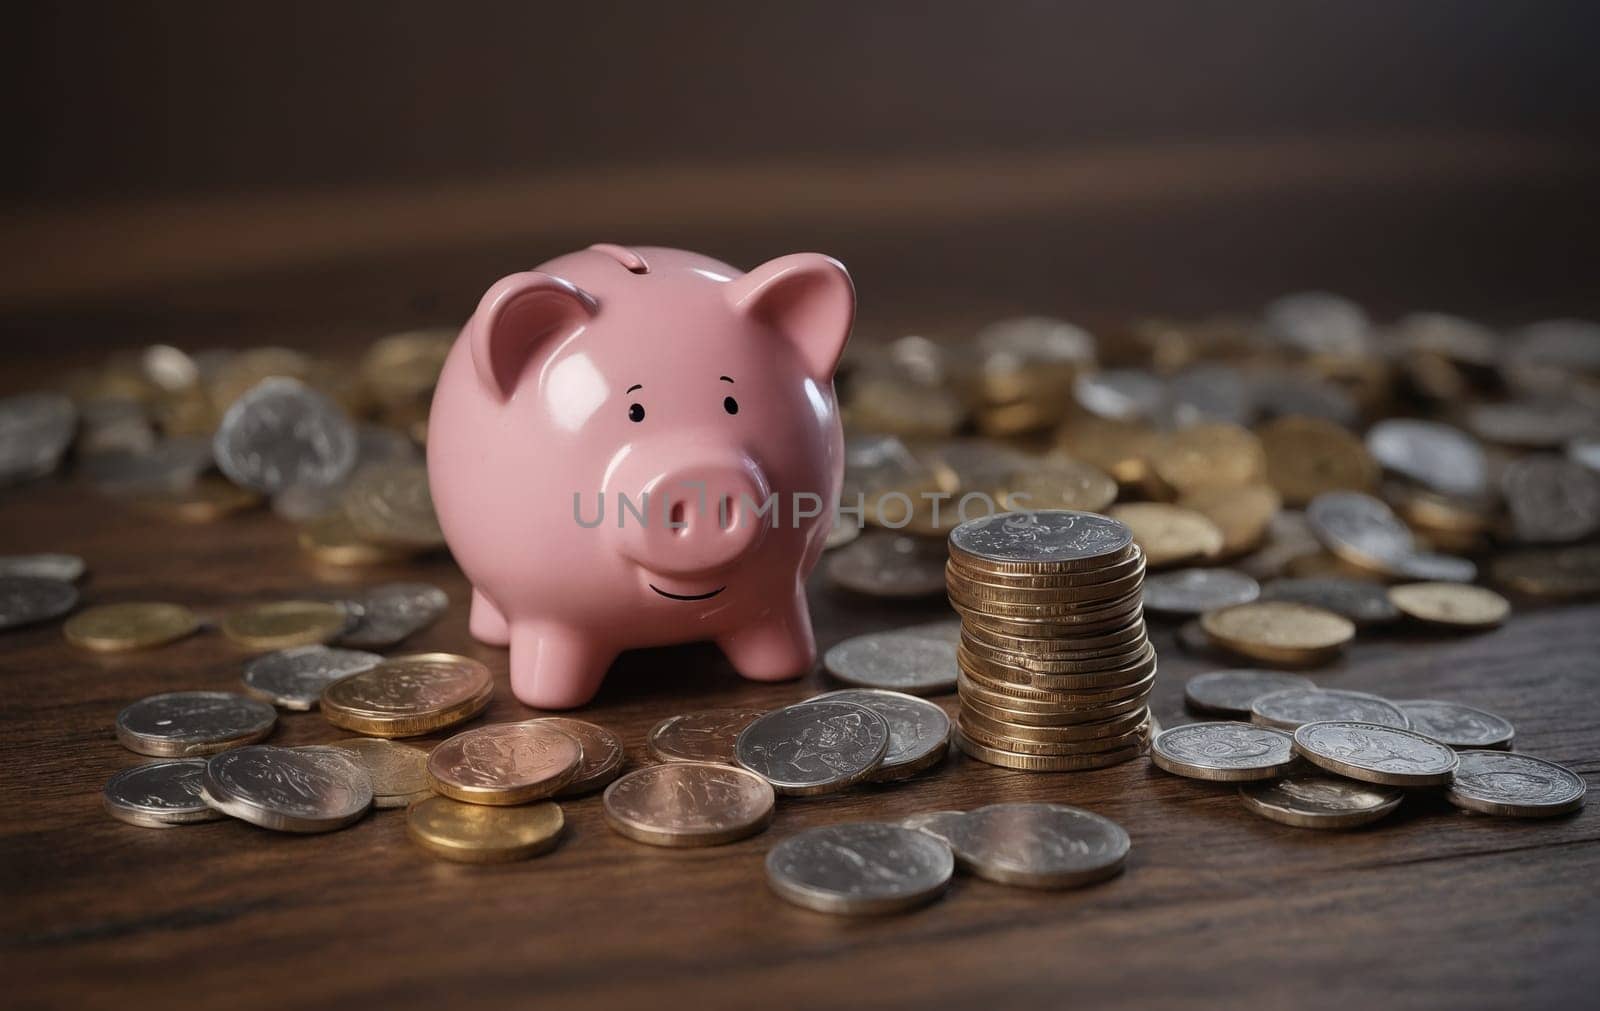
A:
6,0,1600,352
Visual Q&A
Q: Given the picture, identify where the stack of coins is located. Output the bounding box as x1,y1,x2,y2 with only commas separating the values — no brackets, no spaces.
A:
946,510,1155,770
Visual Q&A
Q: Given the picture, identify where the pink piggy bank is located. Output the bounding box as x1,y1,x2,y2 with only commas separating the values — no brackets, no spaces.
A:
427,244,853,709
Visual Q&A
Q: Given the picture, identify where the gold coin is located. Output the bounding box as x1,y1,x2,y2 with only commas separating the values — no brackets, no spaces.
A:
957,665,1156,707
1107,503,1224,568
321,738,432,808
1284,551,1388,582
321,652,494,738
137,476,262,523
997,456,1118,513
958,712,1150,755
406,795,564,863
1177,484,1281,558
64,602,200,653
958,703,1148,743
1258,415,1377,506
960,689,1151,726
960,613,1147,655
426,722,583,805
1056,417,1161,485
953,725,1144,771
946,583,1144,621
221,600,349,650
1389,485,1494,535
1490,545,1600,599
602,762,775,847
1387,582,1509,629
1199,601,1355,665
945,549,1146,590
647,709,767,765
298,511,412,566
1149,422,1266,495
341,463,444,549
521,717,626,796
361,329,453,409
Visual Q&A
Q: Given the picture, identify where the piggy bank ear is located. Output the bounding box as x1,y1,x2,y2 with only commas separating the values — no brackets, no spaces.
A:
470,271,599,400
725,253,855,382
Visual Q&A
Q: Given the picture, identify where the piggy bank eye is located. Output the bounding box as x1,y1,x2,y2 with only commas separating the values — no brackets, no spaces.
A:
628,403,646,423
723,396,739,416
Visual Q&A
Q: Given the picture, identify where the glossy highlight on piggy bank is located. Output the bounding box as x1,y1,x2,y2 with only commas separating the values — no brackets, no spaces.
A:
427,245,853,709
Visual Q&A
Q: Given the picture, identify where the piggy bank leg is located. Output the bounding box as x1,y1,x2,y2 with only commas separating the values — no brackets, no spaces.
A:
717,588,816,683
468,588,511,647
509,621,615,710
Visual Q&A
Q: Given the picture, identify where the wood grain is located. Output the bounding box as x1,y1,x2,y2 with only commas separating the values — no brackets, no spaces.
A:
1,462,1596,1011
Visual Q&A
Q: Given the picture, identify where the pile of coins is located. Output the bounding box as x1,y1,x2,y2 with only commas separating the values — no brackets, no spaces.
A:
1152,668,1585,829
945,510,1156,770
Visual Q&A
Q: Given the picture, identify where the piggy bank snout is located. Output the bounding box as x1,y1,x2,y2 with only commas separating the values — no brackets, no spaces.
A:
618,458,772,578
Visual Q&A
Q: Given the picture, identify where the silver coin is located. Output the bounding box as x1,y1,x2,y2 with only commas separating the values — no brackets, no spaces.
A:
1306,491,1417,566
1250,688,1409,731
1151,722,1297,781
78,400,157,456
1184,669,1316,717
336,582,449,648
1251,370,1359,428
1365,419,1487,499
202,745,372,832
1259,577,1400,626
1395,312,1499,367
1163,364,1254,427
810,689,950,781
1467,398,1598,449
901,809,969,839
1394,699,1514,749
1142,568,1260,617
1500,456,1600,544
116,691,278,757
1263,291,1372,357
823,631,959,696
935,802,1130,889
142,344,200,392
0,392,77,486
80,436,214,494
765,822,954,915
0,553,86,582
0,576,79,631
1569,434,1600,473
949,510,1133,567
1073,368,1166,422
825,531,948,598
213,377,357,494
900,619,962,644
976,316,1096,367
1238,774,1404,829
1504,319,1600,394
1292,721,1459,787
1446,750,1586,818
103,758,225,828
242,645,385,710
734,700,891,795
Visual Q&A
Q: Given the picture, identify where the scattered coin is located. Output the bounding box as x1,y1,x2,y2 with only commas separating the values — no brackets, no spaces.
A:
1073,368,1165,422
116,690,278,756
1150,722,1298,781
1177,484,1282,558
81,436,215,495
213,377,358,494
1490,545,1600,599
1292,721,1459,787
1238,774,1404,829
1306,491,1465,580
1259,576,1401,626
1393,700,1514,749
320,737,431,808
765,822,954,914
1500,455,1600,544
1183,669,1317,717
341,463,444,549
201,745,371,832
823,631,959,695
1142,568,1260,617
298,510,413,566
1445,750,1586,818
734,699,891,795
220,599,351,650
426,721,582,805
103,758,225,828
1387,582,1510,630
522,717,625,796
1149,422,1266,495
1264,291,1371,357
0,553,85,582
0,392,77,486
1250,688,1409,731
826,531,948,598
602,762,775,847
647,708,767,765
407,796,565,862
64,602,200,652
1107,503,1224,568
1199,601,1354,666
336,582,448,648
321,652,494,737
1259,415,1377,506
810,689,950,781
241,645,384,710
998,457,1117,513
1365,419,1487,499
930,802,1130,889
0,576,79,631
